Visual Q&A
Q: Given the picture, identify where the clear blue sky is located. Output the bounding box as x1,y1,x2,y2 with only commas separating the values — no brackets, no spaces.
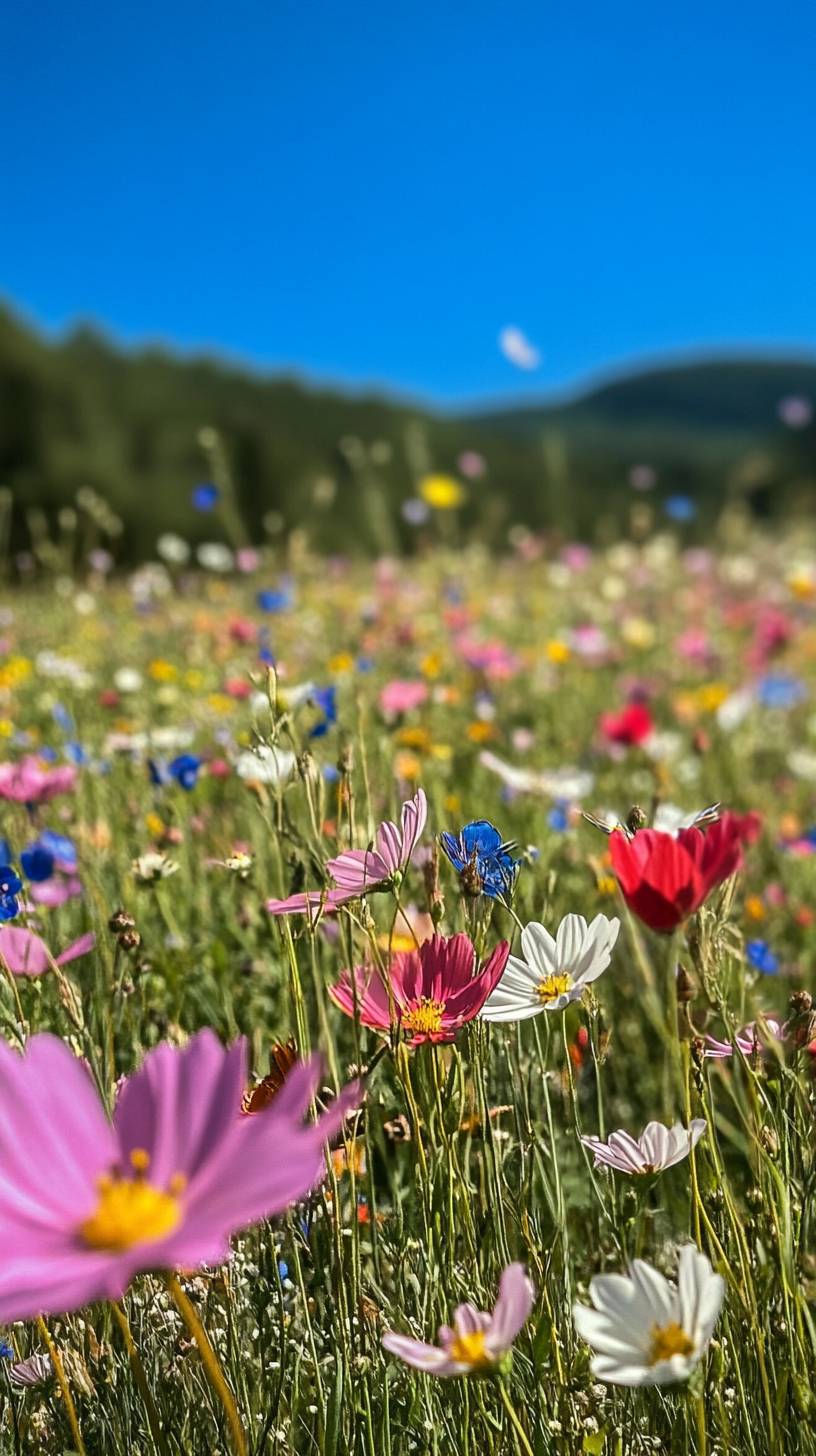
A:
3,1,814,404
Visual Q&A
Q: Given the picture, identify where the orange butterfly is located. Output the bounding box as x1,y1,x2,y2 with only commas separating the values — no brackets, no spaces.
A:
241,1038,298,1115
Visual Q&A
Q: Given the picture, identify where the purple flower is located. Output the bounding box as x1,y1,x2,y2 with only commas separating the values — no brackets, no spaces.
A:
383,1263,534,1375
0,1031,359,1322
192,482,219,512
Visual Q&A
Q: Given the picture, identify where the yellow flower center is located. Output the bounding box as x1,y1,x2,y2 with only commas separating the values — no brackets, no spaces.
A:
448,1330,492,1368
536,972,572,1001
401,997,445,1037
79,1150,185,1253
649,1322,695,1364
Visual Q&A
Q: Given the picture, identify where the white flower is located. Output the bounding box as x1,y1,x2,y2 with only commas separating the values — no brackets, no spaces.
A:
478,751,594,802
157,532,192,565
197,542,234,573
481,913,620,1020
573,1246,723,1386
234,745,297,785
788,748,816,783
114,667,144,694
132,852,179,883
717,687,755,731
582,1120,707,1175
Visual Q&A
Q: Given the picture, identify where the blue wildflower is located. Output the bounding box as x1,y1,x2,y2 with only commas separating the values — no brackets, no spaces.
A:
757,674,806,710
38,830,78,872
746,940,779,975
0,1342,12,1360
0,867,23,921
664,495,696,522
309,685,337,739
439,820,519,899
257,588,292,613
192,482,219,511
169,754,202,791
548,801,570,832
20,844,55,882
0,839,12,866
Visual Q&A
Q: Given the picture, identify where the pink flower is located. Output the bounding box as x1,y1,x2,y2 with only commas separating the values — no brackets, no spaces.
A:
28,874,83,908
383,1263,534,1375
581,1120,706,1175
0,927,95,977
329,932,510,1045
703,1016,785,1059
0,757,77,805
267,789,427,917
379,680,429,718
0,1030,358,1322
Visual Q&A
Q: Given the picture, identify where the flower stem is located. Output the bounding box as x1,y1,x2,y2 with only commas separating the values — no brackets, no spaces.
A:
110,1301,170,1456
498,1378,535,1456
35,1317,86,1456
164,1274,247,1456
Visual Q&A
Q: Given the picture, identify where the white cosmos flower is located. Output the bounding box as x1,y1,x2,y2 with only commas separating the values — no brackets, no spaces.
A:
582,1120,707,1175
573,1246,724,1386
480,913,620,1020
234,745,297,785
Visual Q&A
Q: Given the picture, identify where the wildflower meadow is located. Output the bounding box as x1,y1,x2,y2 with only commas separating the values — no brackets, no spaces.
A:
1,509,816,1455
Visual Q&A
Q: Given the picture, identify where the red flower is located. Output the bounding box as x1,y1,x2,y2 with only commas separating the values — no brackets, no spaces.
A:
609,812,759,933
599,703,653,747
329,933,509,1045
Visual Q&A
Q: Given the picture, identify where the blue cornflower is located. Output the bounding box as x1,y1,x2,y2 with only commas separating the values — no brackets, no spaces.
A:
439,820,519,899
548,800,570,832
169,754,202,791
757,674,807,710
38,829,78,872
192,482,219,512
257,588,292,613
664,495,696,522
309,685,337,739
20,844,55,882
52,702,74,733
0,1342,12,1360
746,940,779,975
0,867,23,921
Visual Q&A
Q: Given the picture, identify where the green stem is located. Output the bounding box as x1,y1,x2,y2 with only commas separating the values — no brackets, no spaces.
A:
498,1379,535,1456
36,1317,86,1456
110,1301,170,1456
165,1274,247,1456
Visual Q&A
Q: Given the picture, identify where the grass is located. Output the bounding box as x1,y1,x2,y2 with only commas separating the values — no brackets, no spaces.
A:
1,530,815,1454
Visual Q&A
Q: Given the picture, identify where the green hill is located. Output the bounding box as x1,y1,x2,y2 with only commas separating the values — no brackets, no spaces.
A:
1,302,814,563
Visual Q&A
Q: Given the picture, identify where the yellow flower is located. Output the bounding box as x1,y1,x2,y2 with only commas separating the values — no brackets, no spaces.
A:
207,693,234,714
394,751,422,781
329,652,354,674
421,651,444,679
695,682,729,713
444,793,462,816
396,727,432,753
466,721,496,743
621,618,656,649
185,669,205,690
0,719,13,738
145,812,166,839
789,572,816,601
418,474,465,511
744,895,766,922
431,743,453,761
0,657,32,690
149,659,178,682
596,875,618,897
545,639,571,664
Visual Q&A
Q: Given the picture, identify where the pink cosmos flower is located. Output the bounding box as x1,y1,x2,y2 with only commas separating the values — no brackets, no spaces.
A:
0,1030,358,1322
329,932,510,1045
383,1263,534,1375
703,1016,785,1059
267,788,427,917
582,1120,706,1175
379,680,429,718
0,927,95,977
0,757,77,805
28,874,83,908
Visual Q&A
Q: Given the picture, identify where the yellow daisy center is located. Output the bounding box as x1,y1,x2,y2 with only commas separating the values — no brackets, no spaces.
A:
79,1149,185,1253
448,1329,492,1368
401,997,445,1037
649,1322,695,1364
536,972,572,1001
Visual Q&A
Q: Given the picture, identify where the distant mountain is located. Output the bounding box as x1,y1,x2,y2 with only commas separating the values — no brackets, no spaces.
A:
1,302,814,564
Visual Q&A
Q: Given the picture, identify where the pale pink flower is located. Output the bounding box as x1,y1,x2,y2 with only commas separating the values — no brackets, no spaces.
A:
703,1016,785,1059
379,681,429,718
383,1263,534,1375
0,757,77,805
267,789,427,917
0,927,95,977
582,1120,706,1175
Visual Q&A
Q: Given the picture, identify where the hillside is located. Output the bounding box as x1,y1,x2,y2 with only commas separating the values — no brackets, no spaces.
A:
1,303,814,563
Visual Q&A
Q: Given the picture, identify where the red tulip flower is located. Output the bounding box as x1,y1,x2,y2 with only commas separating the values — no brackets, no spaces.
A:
609,812,760,933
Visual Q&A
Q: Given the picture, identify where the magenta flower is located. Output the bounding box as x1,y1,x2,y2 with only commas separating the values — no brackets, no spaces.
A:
329,932,510,1045
378,681,429,718
383,1263,534,1375
0,926,95,977
703,1015,785,1059
0,757,77,805
267,788,427,917
0,1030,358,1322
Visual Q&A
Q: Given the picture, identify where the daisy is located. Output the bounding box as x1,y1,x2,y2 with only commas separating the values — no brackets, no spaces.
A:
383,1263,534,1375
581,1120,707,1175
480,913,619,1021
573,1246,724,1386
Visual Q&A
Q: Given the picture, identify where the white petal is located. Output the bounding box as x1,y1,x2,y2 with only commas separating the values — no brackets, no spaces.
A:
520,922,557,974
555,914,587,968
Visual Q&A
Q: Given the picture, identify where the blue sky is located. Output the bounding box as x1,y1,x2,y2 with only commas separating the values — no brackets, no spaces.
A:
3,1,814,404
